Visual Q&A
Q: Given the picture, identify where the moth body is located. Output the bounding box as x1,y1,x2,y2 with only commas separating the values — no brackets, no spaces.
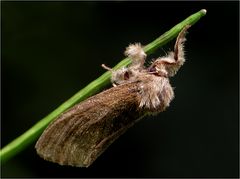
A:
35,26,190,167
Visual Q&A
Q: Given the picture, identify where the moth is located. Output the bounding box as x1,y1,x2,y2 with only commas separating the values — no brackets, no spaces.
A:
35,25,190,167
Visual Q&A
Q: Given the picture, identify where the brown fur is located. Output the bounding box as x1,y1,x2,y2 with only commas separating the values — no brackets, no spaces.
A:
36,26,190,167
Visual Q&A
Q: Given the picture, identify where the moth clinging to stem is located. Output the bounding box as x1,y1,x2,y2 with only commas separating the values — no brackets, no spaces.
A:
35,25,191,167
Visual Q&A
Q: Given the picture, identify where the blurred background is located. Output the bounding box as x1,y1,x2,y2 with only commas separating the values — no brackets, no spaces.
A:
1,1,239,178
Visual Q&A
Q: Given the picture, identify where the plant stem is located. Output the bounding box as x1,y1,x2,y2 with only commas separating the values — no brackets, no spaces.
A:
0,9,206,164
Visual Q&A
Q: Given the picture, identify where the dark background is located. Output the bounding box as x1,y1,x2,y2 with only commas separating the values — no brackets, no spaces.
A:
1,1,239,178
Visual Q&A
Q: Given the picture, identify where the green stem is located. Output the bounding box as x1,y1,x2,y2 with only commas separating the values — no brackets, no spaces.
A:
0,9,206,164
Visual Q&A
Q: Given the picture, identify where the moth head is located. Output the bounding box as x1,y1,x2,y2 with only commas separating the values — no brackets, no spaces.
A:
111,67,133,85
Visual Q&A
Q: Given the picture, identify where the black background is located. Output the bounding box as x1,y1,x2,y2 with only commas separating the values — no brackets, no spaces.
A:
1,1,239,178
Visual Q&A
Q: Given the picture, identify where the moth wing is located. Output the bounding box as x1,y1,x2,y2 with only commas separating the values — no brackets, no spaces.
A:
35,83,143,167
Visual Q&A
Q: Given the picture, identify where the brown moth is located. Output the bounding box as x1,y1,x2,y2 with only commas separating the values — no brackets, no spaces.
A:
35,25,191,167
